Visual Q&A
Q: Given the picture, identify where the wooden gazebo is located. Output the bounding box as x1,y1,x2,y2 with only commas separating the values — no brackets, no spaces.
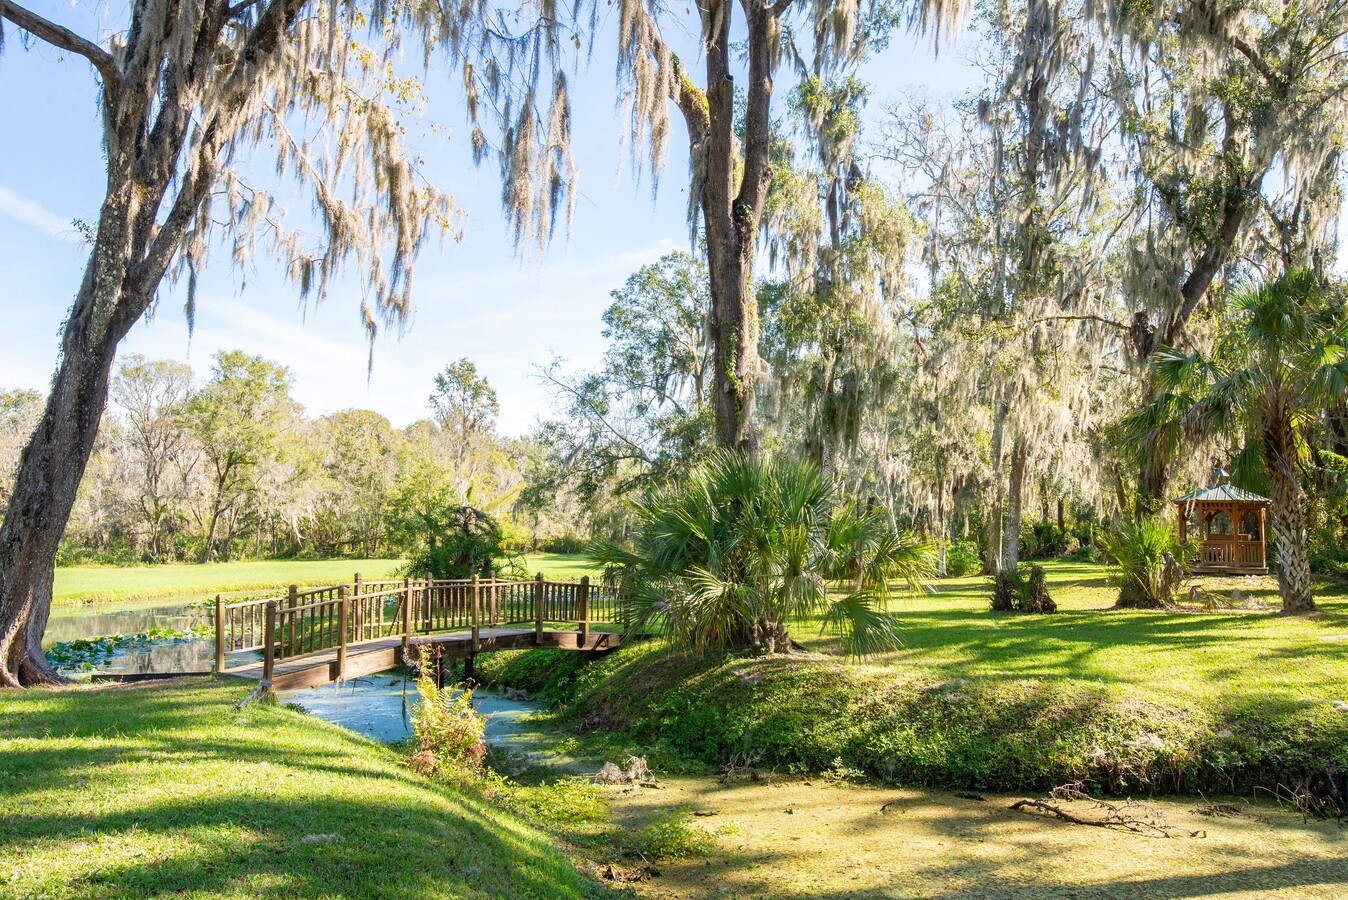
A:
1174,470,1269,575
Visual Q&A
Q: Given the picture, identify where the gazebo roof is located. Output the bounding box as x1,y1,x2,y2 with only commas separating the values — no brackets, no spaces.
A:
1173,483,1269,504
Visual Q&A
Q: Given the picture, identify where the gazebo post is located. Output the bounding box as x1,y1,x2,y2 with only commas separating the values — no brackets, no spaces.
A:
1258,506,1267,568
1176,503,1187,543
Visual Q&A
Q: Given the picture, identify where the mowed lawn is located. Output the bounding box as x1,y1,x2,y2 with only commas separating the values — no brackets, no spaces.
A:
0,678,599,900
797,561,1348,713
52,553,600,605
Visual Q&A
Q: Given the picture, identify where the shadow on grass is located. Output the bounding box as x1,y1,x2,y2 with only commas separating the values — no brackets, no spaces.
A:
0,678,603,899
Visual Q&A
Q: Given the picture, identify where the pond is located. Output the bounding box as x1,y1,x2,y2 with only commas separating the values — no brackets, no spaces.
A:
46,597,217,675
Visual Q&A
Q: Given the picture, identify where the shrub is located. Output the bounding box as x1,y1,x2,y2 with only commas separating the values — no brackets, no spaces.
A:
1021,522,1070,559
408,656,488,777
1097,519,1195,609
537,534,589,554
942,541,981,578
989,564,1056,613
591,451,933,656
400,505,524,580
636,807,741,859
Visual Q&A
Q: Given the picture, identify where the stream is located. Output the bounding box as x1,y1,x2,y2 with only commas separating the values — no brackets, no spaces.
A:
45,597,217,675
275,673,596,770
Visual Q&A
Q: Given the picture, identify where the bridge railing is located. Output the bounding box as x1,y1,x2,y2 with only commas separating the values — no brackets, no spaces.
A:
214,571,624,681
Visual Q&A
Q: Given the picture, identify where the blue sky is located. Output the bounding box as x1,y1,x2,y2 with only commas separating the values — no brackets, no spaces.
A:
0,5,982,435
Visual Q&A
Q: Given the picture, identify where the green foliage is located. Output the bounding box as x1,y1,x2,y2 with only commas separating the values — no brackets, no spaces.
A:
943,540,981,577
1021,522,1074,559
1097,519,1195,608
636,807,742,859
409,658,488,776
989,564,1057,613
591,451,932,656
44,627,210,671
481,563,1348,795
400,505,522,579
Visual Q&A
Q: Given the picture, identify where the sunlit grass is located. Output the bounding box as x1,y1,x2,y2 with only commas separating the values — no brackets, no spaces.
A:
53,559,408,606
794,561,1348,711
0,678,599,899
52,554,600,607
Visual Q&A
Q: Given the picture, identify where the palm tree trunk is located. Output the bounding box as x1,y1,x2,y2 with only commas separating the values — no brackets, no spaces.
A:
1268,455,1316,613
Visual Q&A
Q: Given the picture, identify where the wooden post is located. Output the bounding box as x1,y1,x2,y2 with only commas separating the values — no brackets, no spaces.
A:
489,570,498,626
1259,507,1268,568
287,584,298,657
353,572,363,642
263,600,277,682
402,576,413,655
535,572,545,644
424,573,434,633
214,594,225,673
471,575,481,652
337,586,349,681
579,575,590,647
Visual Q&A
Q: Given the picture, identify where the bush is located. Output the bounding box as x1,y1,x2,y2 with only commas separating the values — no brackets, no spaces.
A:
537,534,589,554
1021,522,1071,559
989,564,1056,613
407,657,488,778
400,505,524,580
942,541,981,578
1097,519,1195,609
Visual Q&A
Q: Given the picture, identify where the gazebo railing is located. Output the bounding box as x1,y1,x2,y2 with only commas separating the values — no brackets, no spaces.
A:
1197,538,1265,569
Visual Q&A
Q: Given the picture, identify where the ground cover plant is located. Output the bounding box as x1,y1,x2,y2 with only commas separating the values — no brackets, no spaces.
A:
0,677,602,899
480,562,1348,795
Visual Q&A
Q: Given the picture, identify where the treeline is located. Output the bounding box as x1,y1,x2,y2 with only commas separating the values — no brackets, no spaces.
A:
0,353,591,566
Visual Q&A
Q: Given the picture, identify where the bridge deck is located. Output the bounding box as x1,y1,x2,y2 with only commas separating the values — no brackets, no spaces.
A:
222,627,621,692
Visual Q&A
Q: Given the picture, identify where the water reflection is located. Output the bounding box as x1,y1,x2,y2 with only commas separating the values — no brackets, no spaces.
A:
47,597,215,674
279,675,595,770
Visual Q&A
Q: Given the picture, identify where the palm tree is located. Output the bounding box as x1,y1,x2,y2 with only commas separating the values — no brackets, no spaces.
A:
1127,269,1348,612
590,452,933,657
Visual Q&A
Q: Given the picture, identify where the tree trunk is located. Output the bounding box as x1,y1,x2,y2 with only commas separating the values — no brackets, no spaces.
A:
1056,496,1065,532
983,403,1009,575
1268,454,1316,613
671,0,776,455
0,216,146,685
1000,438,1028,572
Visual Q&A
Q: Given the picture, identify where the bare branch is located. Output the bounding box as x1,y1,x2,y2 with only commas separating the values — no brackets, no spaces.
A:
0,0,117,84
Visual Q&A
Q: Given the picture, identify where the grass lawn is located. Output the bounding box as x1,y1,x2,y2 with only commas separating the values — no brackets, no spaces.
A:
0,678,600,899
52,553,599,606
518,553,600,581
53,559,408,606
797,560,1348,714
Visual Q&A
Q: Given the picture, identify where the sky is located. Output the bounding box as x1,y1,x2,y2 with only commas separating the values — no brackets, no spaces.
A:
0,4,983,436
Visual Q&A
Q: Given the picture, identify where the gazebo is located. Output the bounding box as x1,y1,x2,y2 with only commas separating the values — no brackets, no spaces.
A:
1173,469,1269,575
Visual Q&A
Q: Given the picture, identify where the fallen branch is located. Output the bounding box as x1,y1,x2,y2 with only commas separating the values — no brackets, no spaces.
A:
1009,783,1175,836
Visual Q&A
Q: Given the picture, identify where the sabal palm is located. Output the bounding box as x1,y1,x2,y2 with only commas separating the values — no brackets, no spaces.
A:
1128,269,1348,612
590,452,932,656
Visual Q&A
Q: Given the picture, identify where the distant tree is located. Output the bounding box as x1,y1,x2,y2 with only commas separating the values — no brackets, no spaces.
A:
1127,269,1348,612
430,360,499,482
187,352,300,562
536,252,714,499
111,356,194,558
314,410,401,556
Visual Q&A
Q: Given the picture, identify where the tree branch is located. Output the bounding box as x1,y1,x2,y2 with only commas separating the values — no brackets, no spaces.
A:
0,0,117,84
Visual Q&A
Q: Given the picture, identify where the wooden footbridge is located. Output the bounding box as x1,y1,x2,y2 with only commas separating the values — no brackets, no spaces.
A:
214,574,622,692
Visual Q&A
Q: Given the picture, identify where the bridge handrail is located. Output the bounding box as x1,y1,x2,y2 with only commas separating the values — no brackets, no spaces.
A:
215,572,621,679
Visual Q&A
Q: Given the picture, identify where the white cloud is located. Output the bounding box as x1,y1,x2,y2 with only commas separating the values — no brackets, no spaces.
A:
0,185,82,243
